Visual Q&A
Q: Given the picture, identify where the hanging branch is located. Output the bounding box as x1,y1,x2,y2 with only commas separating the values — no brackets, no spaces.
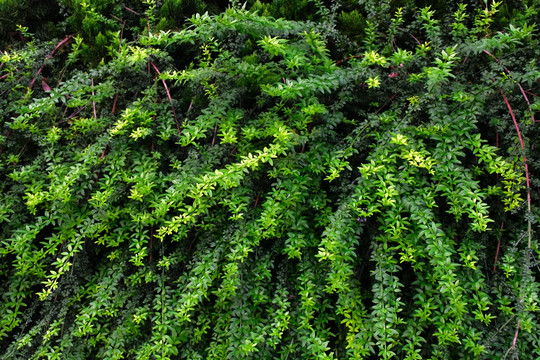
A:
485,50,537,123
500,89,532,249
149,61,180,134
27,35,74,93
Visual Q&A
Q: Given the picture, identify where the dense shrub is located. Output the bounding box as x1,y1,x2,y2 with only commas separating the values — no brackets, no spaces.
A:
0,1,539,359
0,0,62,46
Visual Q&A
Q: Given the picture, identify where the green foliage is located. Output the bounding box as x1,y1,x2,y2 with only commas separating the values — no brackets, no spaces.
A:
0,1,539,359
57,0,143,64
156,0,227,30
0,0,62,46
249,0,319,20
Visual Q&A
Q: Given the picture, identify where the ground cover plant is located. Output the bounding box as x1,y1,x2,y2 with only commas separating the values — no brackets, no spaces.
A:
0,0,539,358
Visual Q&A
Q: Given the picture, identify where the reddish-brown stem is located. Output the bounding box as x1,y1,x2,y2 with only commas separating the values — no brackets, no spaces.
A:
26,35,74,97
119,20,126,52
124,6,141,16
149,62,180,134
397,28,421,45
66,105,87,120
493,222,504,272
99,147,108,160
377,93,398,114
335,54,361,66
112,93,119,115
254,191,261,208
42,79,52,92
511,319,521,349
47,35,74,60
28,67,43,91
500,89,532,248
485,50,536,123
110,14,122,23
391,38,397,52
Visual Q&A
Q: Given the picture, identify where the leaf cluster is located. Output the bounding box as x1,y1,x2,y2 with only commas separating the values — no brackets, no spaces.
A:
0,1,539,359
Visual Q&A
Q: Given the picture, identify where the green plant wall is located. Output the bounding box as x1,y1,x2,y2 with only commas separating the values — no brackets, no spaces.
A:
0,1,539,359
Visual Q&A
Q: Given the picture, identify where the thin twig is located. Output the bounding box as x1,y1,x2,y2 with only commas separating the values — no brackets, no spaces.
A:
335,54,361,66
511,319,521,350
500,89,532,249
484,50,536,123
66,105,88,120
99,146,107,160
398,27,421,45
149,62,180,134
119,20,126,52
254,191,261,208
112,93,118,115
47,35,74,60
124,6,142,16
377,93,398,113
26,35,74,99
503,318,522,357
488,313,516,347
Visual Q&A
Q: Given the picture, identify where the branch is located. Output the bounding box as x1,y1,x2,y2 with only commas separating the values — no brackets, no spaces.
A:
149,62,180,134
